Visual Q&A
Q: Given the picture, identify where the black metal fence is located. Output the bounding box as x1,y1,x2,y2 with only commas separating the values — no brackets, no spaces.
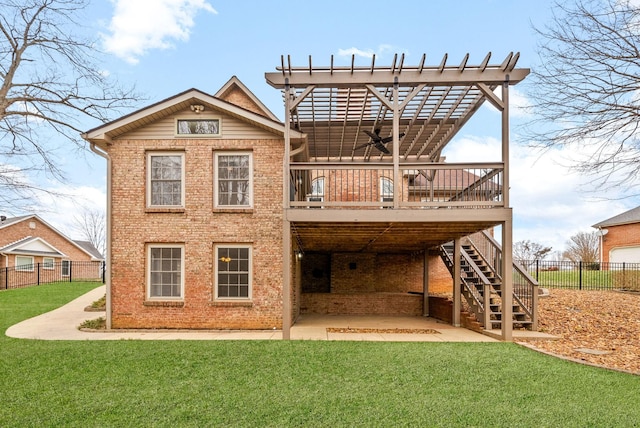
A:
522,259,640,291
1,261,105,290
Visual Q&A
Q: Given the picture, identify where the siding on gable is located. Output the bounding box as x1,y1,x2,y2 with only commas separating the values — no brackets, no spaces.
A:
119,109,280,140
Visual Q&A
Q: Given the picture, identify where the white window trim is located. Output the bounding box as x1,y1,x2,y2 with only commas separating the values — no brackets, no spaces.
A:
43,257,55,270
61,260,70,277
147,244,185,301
215,244,252,301
146,151,185,208
16,255,34,272
175,117,221,137
214,152,253,209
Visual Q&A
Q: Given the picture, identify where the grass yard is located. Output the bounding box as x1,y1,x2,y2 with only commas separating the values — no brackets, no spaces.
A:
531,269,640,290
1,283,640,427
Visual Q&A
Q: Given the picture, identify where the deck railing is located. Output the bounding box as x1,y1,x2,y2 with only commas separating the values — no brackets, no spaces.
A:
289,162,504,209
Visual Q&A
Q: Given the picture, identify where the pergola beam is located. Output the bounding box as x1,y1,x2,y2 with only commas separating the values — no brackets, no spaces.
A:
266,68,529,88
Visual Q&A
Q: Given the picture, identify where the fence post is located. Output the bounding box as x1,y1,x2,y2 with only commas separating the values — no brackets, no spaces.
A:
579,261,583,290
535,260,539,282
69,261,72,283
37,263,41,285
3,267,7,290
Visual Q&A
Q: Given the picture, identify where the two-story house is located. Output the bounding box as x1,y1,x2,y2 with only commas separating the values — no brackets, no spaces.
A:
83,53,537,340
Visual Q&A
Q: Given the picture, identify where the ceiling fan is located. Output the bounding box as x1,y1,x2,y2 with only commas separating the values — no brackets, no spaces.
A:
355,128,405,154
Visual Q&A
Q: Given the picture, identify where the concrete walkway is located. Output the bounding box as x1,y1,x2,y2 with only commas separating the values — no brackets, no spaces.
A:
6,285,498,342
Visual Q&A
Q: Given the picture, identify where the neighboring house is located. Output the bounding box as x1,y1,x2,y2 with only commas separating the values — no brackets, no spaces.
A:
0,214,104,287
83,55,535,340
592,206,640,264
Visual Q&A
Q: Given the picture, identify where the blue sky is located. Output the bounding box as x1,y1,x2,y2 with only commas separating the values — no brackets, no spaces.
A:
23,0,638,254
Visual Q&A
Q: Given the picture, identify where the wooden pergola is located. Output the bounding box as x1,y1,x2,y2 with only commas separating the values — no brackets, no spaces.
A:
265,53,530,340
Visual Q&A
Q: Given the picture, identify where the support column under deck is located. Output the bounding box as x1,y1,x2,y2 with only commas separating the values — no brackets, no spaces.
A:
501,219,514,341
453,238,461,327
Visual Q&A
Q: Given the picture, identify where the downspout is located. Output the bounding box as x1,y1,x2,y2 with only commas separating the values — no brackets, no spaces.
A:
88,141,112,330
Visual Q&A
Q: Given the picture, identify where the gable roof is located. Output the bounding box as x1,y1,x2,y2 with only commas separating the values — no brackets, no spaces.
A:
592,206,640,228
82,83,305,148
0,236,67,258
0,214,104,261
214,76,279,121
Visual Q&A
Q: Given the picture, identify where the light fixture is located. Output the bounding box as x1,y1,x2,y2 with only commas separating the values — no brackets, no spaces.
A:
295,250,303,260
190,104,205,113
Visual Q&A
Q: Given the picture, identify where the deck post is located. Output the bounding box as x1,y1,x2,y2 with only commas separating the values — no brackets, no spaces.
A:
392,77,400,209
453,238,461,327
501,219,514,341
282,78,292,340
501,76,513,341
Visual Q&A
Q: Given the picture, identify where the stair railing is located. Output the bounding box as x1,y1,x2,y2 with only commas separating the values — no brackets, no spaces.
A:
467,231,539,330
440,244,495,328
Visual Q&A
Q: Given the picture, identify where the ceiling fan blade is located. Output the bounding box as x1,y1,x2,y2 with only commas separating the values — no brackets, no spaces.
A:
354,142,373,150
363,129,379,140
380,133,405,144
374,141,390,154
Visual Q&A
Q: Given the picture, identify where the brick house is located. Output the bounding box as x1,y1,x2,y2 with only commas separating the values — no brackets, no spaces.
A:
592,206,640,264
83,54,537,340
0,214,104,287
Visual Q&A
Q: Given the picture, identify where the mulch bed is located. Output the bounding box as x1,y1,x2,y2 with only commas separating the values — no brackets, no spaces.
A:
518,289,640,375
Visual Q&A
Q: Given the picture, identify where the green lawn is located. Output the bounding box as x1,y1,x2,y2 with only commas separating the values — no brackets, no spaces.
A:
1,283,639,427
531,269,640,290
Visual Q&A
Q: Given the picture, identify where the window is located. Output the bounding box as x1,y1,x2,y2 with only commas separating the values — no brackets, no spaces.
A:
43,257,54,270
380,176,393,208
147,152,185,207
61,260,70,276
176,118,220,136
215,245,251,299
16,256,34,272
307,177,324,208
148,245,184,299
215,152,252,208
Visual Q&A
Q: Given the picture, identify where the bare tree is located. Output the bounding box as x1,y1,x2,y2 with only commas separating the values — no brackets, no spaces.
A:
0,0,138,211
527,0,640,192
513,240,552,268
73,207,105,256
563,231,599,263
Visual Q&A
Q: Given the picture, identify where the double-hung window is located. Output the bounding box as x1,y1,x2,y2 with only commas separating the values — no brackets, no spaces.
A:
43,257,54,270
215,152,252,208
147,152,185,208
148,245,184,299
215,245,251,299
16,256,34,272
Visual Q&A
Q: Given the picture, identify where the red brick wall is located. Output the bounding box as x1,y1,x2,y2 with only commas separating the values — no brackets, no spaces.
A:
300,252,454,316
600,223,640,264
107,136,285,329
301,293,423,316
0,218,94,268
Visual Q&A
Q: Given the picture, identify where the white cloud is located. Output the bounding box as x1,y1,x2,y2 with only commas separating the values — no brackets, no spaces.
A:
442,135,633,252
338,47,375,59
101,0,217,64
338,45,406,60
